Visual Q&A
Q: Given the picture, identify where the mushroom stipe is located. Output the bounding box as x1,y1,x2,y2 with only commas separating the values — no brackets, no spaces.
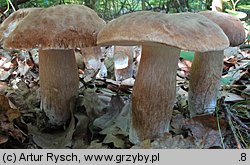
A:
188,11,246,117
97,11,229,143
0,5,106,126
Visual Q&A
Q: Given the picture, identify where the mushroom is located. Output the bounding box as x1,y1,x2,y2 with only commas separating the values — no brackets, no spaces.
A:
80,46,102,70
0,5,105,126
0,8,42,41
188,11,245,117
199,11,246,47
97,11,229,143
113,46,134,81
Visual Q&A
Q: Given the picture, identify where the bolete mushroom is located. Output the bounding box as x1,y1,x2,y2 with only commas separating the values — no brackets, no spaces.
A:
113,46,134,81
97,11,229,143
0,8,42,41
199,11,246,47
188,11,246,117
0,5,105,126
80,46,102,70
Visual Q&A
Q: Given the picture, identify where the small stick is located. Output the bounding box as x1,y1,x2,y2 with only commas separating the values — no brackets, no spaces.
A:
28,51,39,69
229,111,250,131
220,96,242,149
0,9,7,19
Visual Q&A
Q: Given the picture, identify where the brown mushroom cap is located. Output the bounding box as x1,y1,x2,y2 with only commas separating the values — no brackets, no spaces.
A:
199,11,246,47
0,8,42,42
1,5,106,50
97,11,229,52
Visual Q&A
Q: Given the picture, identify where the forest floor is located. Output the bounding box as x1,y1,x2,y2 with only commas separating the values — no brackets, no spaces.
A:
0,45,249,149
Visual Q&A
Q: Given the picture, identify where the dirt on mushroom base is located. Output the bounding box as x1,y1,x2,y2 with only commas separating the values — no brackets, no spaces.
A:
0,46,249,149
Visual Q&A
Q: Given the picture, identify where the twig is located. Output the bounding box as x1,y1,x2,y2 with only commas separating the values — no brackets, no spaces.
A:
7,0,16,11
28,51,39,69
215,106,225,149
229,111,250,131
220,96,242,149
0,9,7,19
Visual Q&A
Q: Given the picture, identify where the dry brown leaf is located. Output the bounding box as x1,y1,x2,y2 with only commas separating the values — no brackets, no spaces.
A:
0,82,8,94
0,94,10,112
183,115,227,148
5,108,21,122
93,95,124,130
102,134,125,148
87,140,109,149
186,114,227,131
6,92,29,111
0,134,8,144
78,89,108,121
171,114,185,130
152,135,197,149
73,113,89,145
131,139,151,149
132,135,198,149
28,113,75,149
178,59,192,78
0,115,26,143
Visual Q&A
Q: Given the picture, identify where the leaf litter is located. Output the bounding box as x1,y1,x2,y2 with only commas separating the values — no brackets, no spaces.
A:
0,44,249,149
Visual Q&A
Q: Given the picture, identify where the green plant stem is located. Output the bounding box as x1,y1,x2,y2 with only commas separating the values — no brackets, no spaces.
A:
215,106,225,149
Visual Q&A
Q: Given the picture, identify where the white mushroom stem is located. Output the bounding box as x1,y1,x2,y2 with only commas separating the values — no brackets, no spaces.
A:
114,46,134,81
39,49,79,125
129,44,180,144
188,51,224,117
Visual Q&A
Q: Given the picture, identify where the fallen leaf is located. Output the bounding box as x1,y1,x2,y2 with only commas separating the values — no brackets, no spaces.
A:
132,135,198,149
183,116,227,148
78,89,108,121
131,139,151,149
87,140,108,149
0,82,8,93
190,114,227,130
113,102,131,136
73,113,89,144
0,94,10,112
29,113,75,149
0,114,26,143
171,114,185,130
102,134,125,148
0,134,8,144
221,92,245,102
5,108,21,122
93,95,124,130
224,47,239,57
16,61,30,76
6,92,29,111
0,69,13,81
152,135,197,149
121,78,135,86
98,102,130,148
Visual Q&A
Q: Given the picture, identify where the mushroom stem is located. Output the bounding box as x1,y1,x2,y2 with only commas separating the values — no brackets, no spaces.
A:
39,49,79,125
130,44,180,144
114,46,134,81
188,51,224,117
